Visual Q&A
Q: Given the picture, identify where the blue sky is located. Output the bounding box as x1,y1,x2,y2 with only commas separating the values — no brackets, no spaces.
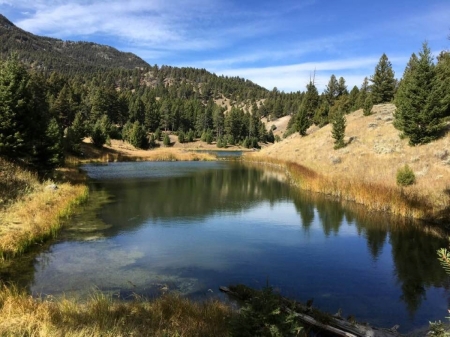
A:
1,0,449,92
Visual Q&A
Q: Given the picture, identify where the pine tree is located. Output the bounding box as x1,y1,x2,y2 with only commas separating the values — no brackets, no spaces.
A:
348,86,360,112
295,80,318,135
0,56,29,157
332,110,346,149
163,133,171,146
394,43,445,145
129,121,148,149
429,51,450,120
356,77,370,109
296,108,310,136
363,96,373,116
370,53,396,104
90,115,110,148
324,74,339,105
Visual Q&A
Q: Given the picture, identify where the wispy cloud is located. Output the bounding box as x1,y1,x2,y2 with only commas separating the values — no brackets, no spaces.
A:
215,56,409,92
1,0,449,92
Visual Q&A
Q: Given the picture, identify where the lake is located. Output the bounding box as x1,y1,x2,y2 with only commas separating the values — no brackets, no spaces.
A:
4,161,449,333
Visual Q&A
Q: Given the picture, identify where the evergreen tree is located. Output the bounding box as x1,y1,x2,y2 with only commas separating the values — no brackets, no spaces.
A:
370,53,396,104
337,77,348,96
296,108,310,136
64,111,85,154
128,121,148,149
295,80,318,135
0,56,29,157
90,114,110,148
33,118,64,169
394,43,445,145
324,74,339,105
178,130,186,143
51,84,74,129
163,133,171,146
332,110,346,149
429,51,450,120
267,129,275,143
356,77,370,109
348,85,360,112
363,95,374,116
314,99,330,127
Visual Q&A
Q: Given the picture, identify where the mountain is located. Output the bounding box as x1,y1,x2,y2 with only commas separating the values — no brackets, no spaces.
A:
0,14,149,74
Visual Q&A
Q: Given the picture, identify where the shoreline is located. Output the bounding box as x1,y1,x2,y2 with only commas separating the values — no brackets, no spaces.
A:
243,154,450,226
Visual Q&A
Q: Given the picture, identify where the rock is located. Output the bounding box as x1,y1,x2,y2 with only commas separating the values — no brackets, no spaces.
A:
330,156,342,164
434,149,448,160
368,123,378,129
45,184,58,191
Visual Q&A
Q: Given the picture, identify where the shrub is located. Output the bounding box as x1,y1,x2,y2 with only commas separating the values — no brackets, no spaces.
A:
154,128,161,141
163,133,171,147
229,285,303,337
205,131,213,144
363,96,373,116
396,164,416,186
187,129,195,142
178,131,186,144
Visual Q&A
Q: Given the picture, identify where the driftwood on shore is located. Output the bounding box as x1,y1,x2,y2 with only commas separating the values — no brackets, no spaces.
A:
219,286,403,337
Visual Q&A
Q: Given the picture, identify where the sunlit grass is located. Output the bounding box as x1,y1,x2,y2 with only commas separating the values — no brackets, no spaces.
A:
0,285,232,337
248,104,450,223
244,155,445,221
0,158,89,260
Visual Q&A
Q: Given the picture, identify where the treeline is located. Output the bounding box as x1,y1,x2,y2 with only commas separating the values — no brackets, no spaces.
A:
0,55,276,173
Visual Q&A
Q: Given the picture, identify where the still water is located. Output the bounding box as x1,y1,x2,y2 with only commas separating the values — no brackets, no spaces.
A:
10,161,450,332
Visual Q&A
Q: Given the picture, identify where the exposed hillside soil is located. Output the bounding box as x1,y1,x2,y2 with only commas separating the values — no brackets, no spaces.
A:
262,115,291,138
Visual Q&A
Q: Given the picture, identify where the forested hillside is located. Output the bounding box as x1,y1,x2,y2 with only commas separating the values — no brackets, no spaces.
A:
0,14,148,74
1,14,449,174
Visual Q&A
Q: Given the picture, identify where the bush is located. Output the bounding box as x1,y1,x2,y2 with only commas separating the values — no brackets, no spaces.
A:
205,131,213,144
216,137,224,148
396,164,416,186
163,133,171,147
154,128,161,141
187,129,195,142
129,122,148,149
363,96,373,116
178,131,186,144
229,285,302,337
90,115,111,148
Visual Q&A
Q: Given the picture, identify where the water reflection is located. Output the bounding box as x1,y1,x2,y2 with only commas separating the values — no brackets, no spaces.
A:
1,161,449,332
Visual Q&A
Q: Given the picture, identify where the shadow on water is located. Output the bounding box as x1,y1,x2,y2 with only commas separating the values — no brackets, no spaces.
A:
1,161,449,333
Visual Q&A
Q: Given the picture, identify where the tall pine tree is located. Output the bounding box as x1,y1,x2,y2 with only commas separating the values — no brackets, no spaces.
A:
370,53,396,104
394,43,445,145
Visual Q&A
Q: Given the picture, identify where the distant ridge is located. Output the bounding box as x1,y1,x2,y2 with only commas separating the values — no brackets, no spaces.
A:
0,14,149,73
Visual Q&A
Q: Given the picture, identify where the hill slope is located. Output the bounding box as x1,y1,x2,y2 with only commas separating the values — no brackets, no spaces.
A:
254,104,450,220
0,14,149,73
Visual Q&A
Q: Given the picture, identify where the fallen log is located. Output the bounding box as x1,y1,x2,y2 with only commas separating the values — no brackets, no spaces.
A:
219,285,402,337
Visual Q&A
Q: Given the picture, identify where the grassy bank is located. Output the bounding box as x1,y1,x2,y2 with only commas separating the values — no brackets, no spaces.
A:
0,158,89,259
73,141,217,164
244,155,449,223
0,285,232,337
252,104,450,223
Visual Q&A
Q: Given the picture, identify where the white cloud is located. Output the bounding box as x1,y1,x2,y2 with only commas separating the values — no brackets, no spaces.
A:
214,56,409,92
12,0,223,50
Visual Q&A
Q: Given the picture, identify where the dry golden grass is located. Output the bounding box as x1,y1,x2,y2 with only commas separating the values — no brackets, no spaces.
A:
79,140,217,163
0,182,88,259
0,285,232,337
249,104,450,222
0,158,88,259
